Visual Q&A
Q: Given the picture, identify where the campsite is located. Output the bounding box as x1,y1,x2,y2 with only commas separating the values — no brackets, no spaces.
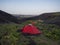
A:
0,0,60,45
0,10,60,45
0,20,60,45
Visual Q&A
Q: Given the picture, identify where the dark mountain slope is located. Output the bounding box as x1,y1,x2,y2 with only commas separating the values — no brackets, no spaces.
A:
39,12,60,26
44,16,60,26
0,10,20,23
21,12,60,26
38,12,60,20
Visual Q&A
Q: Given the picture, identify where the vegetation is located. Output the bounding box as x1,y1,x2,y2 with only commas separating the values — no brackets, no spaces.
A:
0,20,60,45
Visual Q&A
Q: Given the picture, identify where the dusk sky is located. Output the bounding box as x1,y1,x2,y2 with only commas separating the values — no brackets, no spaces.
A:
0,0,60,15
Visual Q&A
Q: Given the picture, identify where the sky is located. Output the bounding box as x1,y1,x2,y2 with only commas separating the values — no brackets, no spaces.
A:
0,0,60,15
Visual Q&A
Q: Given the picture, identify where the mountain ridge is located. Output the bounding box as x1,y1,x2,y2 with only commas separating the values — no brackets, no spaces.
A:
0,10,60,26
0,10,20,23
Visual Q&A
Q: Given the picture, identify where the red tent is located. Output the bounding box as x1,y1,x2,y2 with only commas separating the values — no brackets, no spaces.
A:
22,24,42,35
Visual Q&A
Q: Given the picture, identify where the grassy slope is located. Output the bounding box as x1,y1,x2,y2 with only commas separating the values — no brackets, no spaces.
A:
0,20,60,45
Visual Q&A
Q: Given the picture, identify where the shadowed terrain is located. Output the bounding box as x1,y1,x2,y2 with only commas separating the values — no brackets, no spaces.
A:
0,10,20,23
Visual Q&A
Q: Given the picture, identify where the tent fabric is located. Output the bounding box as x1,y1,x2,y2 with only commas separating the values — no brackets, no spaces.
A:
22,24,42,35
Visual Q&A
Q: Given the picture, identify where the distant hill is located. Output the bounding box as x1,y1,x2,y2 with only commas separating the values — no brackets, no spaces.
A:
0,10,20,23
20,12,60,26
14,14,35,18
29,12,60,26
40,12,60,26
